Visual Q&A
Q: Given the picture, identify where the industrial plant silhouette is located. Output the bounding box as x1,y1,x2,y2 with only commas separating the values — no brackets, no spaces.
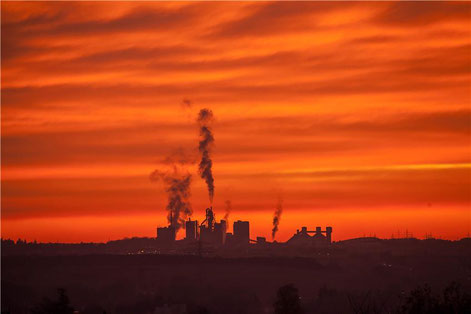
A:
156,206,332,252
151,107,335,255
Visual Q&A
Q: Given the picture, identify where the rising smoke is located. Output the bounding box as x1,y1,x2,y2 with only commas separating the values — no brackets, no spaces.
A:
182,98,192,108
150,168,192,231
272,197,283,240
224,200,232,222
197,109,215,203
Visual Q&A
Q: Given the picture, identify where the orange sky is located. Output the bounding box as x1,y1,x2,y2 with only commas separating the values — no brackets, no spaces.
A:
1,1,470,243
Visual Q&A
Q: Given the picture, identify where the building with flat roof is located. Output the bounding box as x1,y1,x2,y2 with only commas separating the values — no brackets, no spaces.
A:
157,226,176,245
233,220,250,245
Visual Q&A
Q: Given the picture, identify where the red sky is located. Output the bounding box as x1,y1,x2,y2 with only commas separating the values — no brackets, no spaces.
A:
1,1,470,243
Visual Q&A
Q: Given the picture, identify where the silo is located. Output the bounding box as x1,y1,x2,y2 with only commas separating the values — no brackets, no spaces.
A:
185,219,198,241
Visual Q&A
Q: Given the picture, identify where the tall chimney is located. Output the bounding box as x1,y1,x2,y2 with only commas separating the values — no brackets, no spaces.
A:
326,226,332,243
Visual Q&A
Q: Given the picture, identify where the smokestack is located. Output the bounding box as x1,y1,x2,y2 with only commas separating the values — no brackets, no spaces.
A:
150,167,192,232
272,197,283,240
197,108,215,203
224,200,232,222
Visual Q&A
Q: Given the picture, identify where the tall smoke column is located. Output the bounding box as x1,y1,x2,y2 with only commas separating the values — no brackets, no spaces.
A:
197,108,215,203
224,200,232,221
272,198,283,240
150,168,192,231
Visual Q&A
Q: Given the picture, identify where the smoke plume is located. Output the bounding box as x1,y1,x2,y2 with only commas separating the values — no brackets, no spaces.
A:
182,98,192,108
197,108,215,203
224,200,232,221
150,167,192,231
272,197,283,240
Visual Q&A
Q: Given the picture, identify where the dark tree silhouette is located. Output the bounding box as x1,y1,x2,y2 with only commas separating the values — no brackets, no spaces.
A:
400,284,438,313
31,288,74,314
441,282,471,313
274,284,303,314
399,282,471,314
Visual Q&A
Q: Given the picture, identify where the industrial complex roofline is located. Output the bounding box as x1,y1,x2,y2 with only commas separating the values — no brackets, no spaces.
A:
156,207,332,248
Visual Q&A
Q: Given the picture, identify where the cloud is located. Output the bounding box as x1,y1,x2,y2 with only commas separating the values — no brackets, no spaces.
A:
2,165,469,220
3,3,202,37
373,2,471,26
2,110,469,168
205,2,346,38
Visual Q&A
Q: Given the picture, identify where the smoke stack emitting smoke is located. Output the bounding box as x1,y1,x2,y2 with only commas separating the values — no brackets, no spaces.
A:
197,109,215,203
150,168,192,231
272,197,283,240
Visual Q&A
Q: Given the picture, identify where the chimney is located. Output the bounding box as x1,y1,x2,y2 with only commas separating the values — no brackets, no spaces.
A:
326,226,332,243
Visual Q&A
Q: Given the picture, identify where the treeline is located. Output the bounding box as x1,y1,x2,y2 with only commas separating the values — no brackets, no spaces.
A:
1,237,159,255
3,282,470,314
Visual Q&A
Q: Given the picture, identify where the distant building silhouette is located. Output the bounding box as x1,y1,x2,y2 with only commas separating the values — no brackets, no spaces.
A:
156,226,176,245
157,208,332,250
233,220,250,245
257,237,266,244
326,226,332,243
199,207,227,246
185,219,198,242
213,220,227,245
287,226,332,247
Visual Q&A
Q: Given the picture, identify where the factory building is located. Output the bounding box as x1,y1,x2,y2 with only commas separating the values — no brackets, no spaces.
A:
256,237,266,244
214,220,227,245
198,207,227,246
233,220,250,244
156,207,332,251
185,219,199,242
287,226,332,247
156,226,176,245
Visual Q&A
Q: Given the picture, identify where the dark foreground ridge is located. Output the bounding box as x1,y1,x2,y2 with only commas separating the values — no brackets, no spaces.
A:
2,236,470,257
2,238,470,313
